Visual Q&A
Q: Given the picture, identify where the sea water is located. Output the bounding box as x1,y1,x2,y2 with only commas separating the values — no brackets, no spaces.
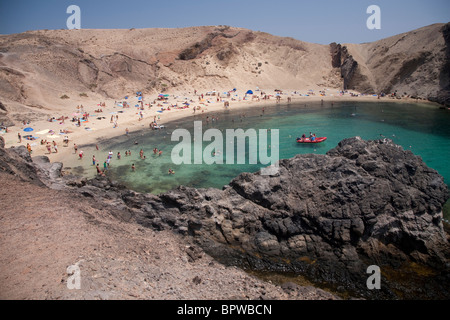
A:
70,101,450,217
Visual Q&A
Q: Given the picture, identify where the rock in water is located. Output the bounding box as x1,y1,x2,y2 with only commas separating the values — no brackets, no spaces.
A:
132,137,449,299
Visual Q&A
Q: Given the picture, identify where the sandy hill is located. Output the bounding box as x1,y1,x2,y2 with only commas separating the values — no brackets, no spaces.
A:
0,23,449,125
344,23,450,104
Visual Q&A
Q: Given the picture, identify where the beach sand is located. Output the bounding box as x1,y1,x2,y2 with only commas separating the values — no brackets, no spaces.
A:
1,87,431,165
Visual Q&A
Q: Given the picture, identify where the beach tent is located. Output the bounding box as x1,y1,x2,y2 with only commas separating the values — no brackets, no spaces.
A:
246,90,253,95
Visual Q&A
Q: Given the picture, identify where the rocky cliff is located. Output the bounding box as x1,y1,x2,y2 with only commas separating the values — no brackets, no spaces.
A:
344,23,450,105
7,136,447,299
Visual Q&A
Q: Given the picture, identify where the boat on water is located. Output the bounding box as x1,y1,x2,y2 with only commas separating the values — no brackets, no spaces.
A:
296,137,327,144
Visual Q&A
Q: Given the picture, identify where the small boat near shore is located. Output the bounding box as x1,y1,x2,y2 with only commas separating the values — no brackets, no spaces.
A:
296,137,327,144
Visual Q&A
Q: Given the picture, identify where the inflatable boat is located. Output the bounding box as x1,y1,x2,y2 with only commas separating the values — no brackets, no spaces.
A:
296,137,327,144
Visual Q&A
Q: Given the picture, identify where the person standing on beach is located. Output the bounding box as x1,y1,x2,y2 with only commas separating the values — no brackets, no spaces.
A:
74,143,78,154
96,163,102,175
131,163,135,172
46,143,51,154
27,143,32,155
18,133,22,143
92,156,96,166
125,128,129,136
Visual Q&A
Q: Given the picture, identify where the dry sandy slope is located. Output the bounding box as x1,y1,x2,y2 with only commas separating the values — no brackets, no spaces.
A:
345,23,449,98
0,171,339,300
1,23,448,130
0,26,338,114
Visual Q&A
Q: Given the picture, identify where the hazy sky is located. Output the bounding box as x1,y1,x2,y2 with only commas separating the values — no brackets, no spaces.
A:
0,0,449,44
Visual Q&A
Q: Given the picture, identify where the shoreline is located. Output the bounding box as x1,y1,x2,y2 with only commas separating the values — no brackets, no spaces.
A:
1,88,442,165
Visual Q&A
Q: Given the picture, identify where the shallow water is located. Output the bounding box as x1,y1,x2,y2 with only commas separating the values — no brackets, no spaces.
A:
66,101,450,217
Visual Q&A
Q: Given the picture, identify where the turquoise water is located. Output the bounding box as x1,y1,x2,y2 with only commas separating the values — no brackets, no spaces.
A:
78,102,450,204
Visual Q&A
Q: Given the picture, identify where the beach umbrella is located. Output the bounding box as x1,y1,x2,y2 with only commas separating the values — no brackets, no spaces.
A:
246,90,253,95
24,127,34,132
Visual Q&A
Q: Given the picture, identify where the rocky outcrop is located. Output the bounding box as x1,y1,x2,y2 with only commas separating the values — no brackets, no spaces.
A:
330,43,359,90
2,136,449,299
329,43,342,68
71,137,449,299
434,23,450,106
0,136,45,186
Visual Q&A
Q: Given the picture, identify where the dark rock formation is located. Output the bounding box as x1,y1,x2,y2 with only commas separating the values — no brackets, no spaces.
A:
77,137,449,299
0,137,44,186
1,135,449,299
330,44,359,90
178,32,220,61
329,42,342,68
0,101,6,112
434,23,450,106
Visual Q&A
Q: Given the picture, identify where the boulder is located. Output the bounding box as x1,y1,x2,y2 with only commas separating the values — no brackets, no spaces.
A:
130,137,449,299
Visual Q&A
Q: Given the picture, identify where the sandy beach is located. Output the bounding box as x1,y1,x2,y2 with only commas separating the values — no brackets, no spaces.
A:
2,87,427,166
